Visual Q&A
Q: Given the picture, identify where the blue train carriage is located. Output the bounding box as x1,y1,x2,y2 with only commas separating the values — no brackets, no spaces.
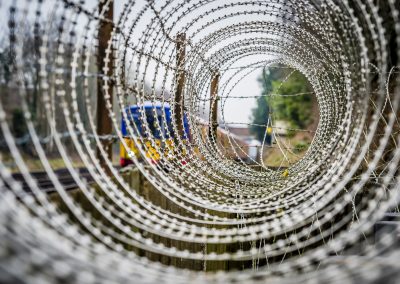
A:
120,102,190,167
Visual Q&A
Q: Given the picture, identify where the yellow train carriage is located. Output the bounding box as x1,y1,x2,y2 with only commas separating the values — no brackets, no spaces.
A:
120,103,190,167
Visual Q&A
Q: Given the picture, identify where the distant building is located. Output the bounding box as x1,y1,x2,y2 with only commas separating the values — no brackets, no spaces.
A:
226,126,261,162
273,120,290,136
227,127,251,138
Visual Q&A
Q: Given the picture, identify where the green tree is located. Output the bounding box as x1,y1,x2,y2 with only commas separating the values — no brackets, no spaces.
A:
251,66,313,141
251,94,270,142
12,109,27,138
268,71,313,129
250,65,291,141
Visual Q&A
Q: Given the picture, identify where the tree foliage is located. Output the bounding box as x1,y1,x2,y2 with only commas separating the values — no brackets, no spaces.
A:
250,65,313,141
269,71,313,129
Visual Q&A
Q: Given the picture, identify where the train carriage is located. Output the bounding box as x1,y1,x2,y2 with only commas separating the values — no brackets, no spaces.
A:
120,102,259,167
120,102,189,167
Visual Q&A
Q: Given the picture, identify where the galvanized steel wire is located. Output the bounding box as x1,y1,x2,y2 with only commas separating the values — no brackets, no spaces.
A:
0,0,400,283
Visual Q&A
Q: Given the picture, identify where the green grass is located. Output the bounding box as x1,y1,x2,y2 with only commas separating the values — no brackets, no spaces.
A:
262,135,311,168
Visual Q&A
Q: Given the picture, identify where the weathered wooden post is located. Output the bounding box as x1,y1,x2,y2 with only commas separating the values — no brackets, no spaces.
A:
174,33,186,141
97,0,114,169
209,71,220,140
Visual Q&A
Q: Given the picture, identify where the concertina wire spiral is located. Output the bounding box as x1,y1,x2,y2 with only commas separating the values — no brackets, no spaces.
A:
0,0,399,283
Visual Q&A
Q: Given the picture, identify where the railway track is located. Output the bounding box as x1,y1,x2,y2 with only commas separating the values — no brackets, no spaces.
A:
8,168,95,195
6,164,283,196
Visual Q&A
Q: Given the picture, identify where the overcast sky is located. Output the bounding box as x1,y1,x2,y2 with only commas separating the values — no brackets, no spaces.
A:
113,0,271,124
1,0,271,124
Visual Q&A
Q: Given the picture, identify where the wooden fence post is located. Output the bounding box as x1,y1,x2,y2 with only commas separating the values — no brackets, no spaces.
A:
97,0,114,169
